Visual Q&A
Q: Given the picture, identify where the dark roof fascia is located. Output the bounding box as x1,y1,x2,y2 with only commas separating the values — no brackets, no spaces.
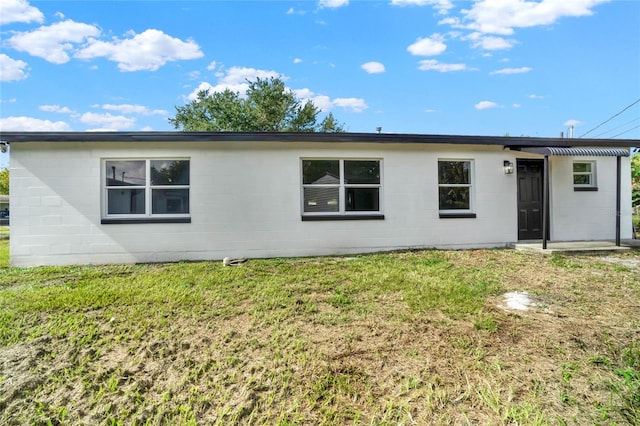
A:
0,131,637,148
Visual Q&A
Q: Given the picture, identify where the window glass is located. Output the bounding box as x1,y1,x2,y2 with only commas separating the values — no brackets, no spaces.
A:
152,189,190,214
438,160,473,212
104,159,190,218
572,161,595,187
106,160,145,186
439,187,470,210
302,160,339,184
302,159,382,216
107,189,145,214
438,161,470,185
573,175,591,185
151,160,190,185
346,188,379,211
573,163,591,173
303,187,339,212
344,160,380,184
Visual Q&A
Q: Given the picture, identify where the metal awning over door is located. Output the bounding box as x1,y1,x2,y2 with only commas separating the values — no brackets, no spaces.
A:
518,146,630,248
521,147,629,157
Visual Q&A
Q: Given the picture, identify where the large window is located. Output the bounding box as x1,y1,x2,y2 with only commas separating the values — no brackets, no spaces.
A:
438,160,475,218
103,159,190,222
573,161,597,191
301,159,382,219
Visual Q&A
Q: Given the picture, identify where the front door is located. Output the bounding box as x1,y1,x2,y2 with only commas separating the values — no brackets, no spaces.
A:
517,159,544,240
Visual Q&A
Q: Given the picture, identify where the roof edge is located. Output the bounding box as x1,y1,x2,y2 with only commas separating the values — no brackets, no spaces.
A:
0,131,637,148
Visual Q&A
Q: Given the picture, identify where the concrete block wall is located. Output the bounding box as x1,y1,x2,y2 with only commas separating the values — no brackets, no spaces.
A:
9,140,631,266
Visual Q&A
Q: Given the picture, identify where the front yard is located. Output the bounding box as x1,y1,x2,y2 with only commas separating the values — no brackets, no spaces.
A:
0,242,638,425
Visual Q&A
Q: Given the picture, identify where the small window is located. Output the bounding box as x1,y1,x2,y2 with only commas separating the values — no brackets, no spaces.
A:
573,161,597,191
438,160,475,218
302,159,382,219
104,159,190,222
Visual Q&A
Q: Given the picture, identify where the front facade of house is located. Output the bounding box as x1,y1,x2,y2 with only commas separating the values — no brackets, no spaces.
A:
1,132,634,266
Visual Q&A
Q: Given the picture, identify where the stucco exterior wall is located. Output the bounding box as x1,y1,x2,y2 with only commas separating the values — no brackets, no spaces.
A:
8,141,632,266
549,156,632,241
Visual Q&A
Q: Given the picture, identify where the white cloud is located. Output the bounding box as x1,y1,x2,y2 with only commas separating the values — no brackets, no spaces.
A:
490,66,532,75
294,88,315,99
461,0,608,35
187,67,283,100
407,34,447,56
0,116,71,131
207,61,217,70
39,105,74,114
333,98,368,112
318,0,349,8
85,128,119,132
475,100,498,110
425,109,438,113
79,112,136,129
512,103,521,108
438,16,460,26
293,58,303,64
361,61,385,74
185,68,366,113
218,66,285,86
529,94,544,99
7,20,101,64
564,119,581,126
0,0,44,25
296,90,367,113
472,35,514,50
287,7,306,15
75,29,203,72
309,95,334,111
391,0,454,14
0,54,29,82
417,59,466,72
101,104,168,116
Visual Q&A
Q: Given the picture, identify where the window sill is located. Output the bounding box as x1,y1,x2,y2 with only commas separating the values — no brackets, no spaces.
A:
302,214,385,221
574,187,598,192
101,217,191,224
439,213,477,219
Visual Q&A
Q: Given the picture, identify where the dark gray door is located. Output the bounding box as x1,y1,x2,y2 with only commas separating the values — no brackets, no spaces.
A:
517,159,544,240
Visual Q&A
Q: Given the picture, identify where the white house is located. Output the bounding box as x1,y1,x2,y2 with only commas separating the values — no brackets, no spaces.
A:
0,132,634,267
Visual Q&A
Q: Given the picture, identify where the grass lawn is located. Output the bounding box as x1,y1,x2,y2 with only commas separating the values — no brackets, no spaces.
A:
0,241,638,425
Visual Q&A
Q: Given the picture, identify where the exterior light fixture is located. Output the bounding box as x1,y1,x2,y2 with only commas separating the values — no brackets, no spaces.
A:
503,160,514,174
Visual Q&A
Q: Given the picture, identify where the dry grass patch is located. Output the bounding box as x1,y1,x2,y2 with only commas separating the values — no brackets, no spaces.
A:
0,247,638,425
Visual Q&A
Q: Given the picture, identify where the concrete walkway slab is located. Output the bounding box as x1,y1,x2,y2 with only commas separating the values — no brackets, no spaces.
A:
510,240,639,255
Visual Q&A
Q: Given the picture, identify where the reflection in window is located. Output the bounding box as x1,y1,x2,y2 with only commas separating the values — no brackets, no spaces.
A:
107,189,145,215
106,160,145,186
104,159,190,218
302,159,381,215
573,161,596,188
151,160,190,185
438,160,473,211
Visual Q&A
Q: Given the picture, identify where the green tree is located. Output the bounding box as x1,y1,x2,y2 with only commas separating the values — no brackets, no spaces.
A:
0,168,8,195
169,77,345,132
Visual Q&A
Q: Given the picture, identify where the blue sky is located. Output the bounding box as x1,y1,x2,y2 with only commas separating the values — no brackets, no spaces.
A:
1,0,639,150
